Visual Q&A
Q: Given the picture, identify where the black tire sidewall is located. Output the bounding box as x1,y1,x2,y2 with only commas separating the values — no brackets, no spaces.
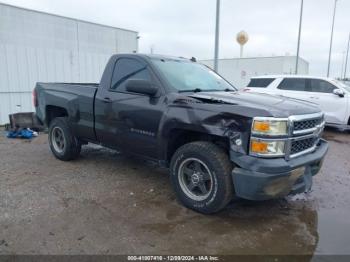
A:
170,144,232,214
48,117,80,161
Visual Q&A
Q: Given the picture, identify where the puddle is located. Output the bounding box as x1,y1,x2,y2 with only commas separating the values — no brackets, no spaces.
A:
315,209,350,255
137,197,350,255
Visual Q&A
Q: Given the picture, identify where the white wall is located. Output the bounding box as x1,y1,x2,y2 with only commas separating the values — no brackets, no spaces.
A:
200,56,309,89
0,3,138,124
282,56,309,75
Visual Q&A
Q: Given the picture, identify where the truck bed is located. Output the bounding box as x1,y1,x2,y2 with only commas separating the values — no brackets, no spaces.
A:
35,82,99,141
36,82,99,90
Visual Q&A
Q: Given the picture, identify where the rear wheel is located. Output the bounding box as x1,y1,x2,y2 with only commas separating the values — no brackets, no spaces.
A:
170,141,234,214
48,117,81,161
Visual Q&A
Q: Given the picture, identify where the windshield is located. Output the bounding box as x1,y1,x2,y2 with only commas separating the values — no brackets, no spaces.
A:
152,59,236,92
332,80,350,92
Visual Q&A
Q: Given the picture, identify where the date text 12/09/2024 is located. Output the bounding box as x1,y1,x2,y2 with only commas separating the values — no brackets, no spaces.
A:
127,255,219,261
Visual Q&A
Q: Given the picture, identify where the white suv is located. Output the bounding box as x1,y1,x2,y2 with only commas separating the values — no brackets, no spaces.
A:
244,75,350,126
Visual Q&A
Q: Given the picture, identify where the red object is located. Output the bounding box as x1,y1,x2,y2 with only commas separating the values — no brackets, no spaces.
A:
33,89,38,107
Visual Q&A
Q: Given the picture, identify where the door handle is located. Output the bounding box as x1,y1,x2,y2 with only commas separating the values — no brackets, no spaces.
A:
309,96,319,99
102,97,112,103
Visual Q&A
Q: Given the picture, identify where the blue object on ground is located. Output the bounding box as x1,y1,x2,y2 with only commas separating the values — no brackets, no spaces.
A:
6,129,34,139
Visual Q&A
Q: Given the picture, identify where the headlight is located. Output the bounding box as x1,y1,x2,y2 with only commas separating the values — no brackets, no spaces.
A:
250,138,285,157
252,118,288,136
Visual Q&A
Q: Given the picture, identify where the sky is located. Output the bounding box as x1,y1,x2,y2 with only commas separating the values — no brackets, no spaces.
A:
1,0,349,78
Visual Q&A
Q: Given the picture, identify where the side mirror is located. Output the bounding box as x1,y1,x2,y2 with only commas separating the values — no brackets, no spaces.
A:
126,79,158,96
333,89,345,97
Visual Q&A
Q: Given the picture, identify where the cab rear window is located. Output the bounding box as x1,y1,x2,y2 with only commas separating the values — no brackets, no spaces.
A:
247,78,275,88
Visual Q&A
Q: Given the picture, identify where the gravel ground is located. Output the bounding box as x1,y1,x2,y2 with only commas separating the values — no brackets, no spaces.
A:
0,128,350,255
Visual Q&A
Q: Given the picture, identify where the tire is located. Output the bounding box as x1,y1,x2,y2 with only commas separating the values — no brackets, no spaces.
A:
170,141,234,214
48,117,81,161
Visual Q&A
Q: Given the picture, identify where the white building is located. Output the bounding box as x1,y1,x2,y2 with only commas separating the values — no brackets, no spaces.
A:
200,56,309,89
0,3,139,124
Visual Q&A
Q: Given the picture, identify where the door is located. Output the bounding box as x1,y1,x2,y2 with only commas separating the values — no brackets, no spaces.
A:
307,79,347,124
274,78,311,101
95,57,165,158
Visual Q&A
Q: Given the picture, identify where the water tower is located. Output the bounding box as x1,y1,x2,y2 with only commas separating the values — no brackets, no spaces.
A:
236,31,249,58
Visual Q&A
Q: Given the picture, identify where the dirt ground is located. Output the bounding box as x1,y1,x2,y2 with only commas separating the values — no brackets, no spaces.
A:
0,128,350,256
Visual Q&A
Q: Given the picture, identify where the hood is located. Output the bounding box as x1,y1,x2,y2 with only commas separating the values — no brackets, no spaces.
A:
187,91,320,118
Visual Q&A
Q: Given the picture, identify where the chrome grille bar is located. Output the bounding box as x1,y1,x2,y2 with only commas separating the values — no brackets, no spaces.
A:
287,112,325,159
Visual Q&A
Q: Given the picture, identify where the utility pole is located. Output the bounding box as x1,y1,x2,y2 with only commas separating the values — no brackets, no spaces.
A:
214,0,220,72
344,33,350,79
327,0,338,77
295,0,304,74
341,51,346,79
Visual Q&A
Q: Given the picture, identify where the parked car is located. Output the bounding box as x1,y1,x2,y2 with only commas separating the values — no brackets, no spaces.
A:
244,75,350,126
34,54,328,214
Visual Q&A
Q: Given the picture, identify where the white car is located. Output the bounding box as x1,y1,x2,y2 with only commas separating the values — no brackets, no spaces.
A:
244,75,350,126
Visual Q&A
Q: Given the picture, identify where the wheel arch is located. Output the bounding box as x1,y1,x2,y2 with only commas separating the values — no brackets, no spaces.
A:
45,105,69,126
165,128,230,165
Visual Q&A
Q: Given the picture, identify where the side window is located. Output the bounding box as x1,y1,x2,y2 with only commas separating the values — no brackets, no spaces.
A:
111,58,151,92
277,78,307,91
310,79,336,93
247,78,275,88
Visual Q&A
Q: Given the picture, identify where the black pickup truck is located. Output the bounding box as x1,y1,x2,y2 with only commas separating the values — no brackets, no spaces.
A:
34,54,328,214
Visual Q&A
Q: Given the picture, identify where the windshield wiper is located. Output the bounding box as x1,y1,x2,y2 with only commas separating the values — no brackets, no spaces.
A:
179,88,202,93
179,88,236,93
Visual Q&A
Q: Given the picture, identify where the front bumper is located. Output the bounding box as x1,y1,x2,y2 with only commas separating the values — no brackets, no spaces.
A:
230,139,328,200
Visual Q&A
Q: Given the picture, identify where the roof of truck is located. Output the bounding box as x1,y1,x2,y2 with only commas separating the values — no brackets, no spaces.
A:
117,53,194,62
143,54,193,61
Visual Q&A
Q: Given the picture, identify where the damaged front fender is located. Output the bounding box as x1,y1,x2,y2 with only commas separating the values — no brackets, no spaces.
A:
159,94,254,161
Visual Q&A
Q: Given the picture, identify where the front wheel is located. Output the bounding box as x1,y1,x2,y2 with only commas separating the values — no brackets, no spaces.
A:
48,117,81,161
170,141,234,214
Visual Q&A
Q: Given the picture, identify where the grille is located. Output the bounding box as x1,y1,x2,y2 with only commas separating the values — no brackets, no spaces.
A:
291,137,315,155
293,118,322,131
